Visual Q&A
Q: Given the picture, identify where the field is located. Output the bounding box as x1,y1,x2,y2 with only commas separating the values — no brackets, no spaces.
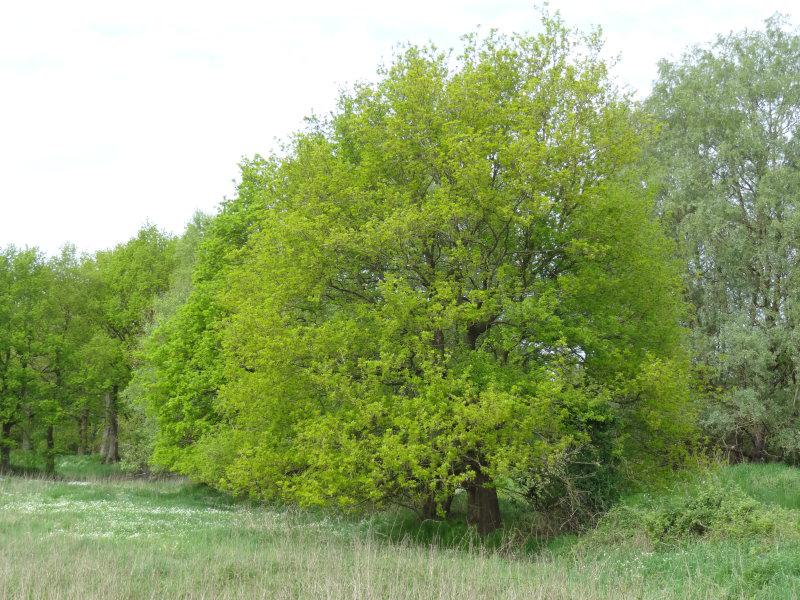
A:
2,458,800,599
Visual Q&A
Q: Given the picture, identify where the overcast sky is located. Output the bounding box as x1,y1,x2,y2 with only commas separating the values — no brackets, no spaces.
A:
1,0,797,255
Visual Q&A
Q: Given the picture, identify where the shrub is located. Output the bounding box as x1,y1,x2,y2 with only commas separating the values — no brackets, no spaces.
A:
587,476,787,548
643,483,774,542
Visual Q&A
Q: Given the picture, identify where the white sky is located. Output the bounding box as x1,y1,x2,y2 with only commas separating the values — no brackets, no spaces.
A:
1,0,797,255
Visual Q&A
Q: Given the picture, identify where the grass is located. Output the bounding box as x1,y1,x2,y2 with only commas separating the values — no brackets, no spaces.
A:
2,459,800,598
724,462,800,510
7,452,125,480
56,455,125,479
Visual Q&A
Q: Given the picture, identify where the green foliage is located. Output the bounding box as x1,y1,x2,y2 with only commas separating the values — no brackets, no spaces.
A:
92,224,177,347
117,398,158,475
121,213,210,473
0,246,77,472
87,225,176,464
647,16,800,462
149,15,694,531
144,165,273,476
0,223,175,473
589,468,796,549
642,483,774,542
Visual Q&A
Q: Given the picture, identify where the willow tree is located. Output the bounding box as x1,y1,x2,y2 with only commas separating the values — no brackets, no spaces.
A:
171,18,692,534
648,17,800,463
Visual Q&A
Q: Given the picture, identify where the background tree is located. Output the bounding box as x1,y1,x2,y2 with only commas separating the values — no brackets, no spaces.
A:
0,226,177,471
38,247,92,473
0,248,16,471
145,166,272,476
0,248,50,472
121,212,210,473
648,16,800,463
89,226,175,463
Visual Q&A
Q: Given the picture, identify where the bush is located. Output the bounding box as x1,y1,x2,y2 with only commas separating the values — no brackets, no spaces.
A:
587,475,787,548
643,483,774,542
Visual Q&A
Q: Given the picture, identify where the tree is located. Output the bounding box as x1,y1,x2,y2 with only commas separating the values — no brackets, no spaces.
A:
0,248,50,472
146,164,272,477
0,248,15,471
647,16,800,463
158,17,693,534
121,212,210,473
89,225,175,463
0,245,111,473
38,246,94,473
0,228,176,472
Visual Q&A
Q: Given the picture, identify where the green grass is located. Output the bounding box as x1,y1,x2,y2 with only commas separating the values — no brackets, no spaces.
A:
8,452,126,480
723,462,800,509
54,455,127,480
2,462,800,598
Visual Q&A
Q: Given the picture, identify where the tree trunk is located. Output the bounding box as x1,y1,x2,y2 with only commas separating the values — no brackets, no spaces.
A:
44,425,55,475
77,410,89,455
747,427,768,463
100,418,108,459
421,492,454,520
466,470,501,536
0,422,12,473
21,407,33,452
100,388,120,463
443,494,454,518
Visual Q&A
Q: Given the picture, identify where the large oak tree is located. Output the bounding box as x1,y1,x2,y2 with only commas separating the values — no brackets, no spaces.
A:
154,18,693,534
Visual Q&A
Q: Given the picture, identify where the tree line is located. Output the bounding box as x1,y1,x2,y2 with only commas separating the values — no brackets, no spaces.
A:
0,227,176,473
2,14,799,535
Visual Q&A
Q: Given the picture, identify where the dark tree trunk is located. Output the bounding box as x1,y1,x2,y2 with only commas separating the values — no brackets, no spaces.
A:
466,470,501,536
421,493,454,520
442,494,453,518
422,495,437,520
100,388,120,464
0,422,12,473
44,425,55,475
77,410,89,455
747,427,768,463
21,407,33,452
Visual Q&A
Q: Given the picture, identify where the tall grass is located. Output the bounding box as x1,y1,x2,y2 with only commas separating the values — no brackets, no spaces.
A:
2,463,800,598
9,452,127,480
722,462,800,510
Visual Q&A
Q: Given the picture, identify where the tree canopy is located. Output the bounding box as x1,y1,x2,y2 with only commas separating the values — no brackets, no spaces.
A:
147,18,694,534
0,226,174,473
648,16,800,463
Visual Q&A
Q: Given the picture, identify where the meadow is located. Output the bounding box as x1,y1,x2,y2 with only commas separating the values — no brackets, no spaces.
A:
2,456,800,599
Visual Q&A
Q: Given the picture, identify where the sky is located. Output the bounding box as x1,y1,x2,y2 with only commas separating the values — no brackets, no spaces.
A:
1,0,797,255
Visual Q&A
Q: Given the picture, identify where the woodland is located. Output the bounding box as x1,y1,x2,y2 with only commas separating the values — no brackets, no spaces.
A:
2,13,800,541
